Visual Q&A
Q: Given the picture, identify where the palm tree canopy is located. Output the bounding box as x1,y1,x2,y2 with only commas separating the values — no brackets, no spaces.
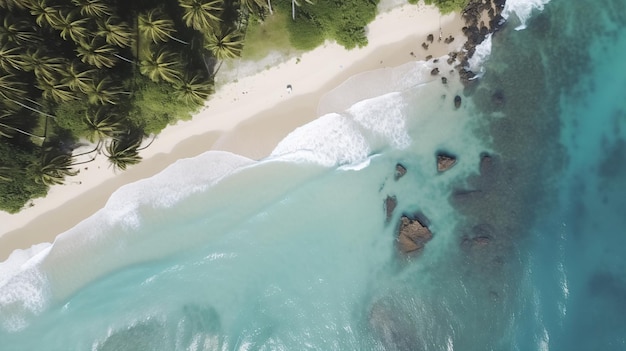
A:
178,0,223,31
174,72,213,106
240,0,268,14
138,8,177,44
140,49,182,84
71,0,112,18
30,150,78,186
105,136,142,171
204,28,244,60
0,14,42,46
84,76,124,105
96,16,132,48
54,10,90,43
37,78,78,103
76,37,117,68
28,0,62,28
22,49,66,83
83,108,123,142
0,42,27,71
59,61,96,92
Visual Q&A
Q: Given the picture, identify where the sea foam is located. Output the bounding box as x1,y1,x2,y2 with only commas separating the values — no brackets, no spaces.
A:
502,0,552,30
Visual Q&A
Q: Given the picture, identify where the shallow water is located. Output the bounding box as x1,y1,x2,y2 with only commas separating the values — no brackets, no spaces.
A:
2,0,626,349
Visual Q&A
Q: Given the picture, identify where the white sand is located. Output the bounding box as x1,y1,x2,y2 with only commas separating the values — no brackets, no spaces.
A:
0,2,466,261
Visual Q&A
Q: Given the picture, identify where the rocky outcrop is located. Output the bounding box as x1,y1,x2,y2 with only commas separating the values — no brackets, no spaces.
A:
458,0,507,85
436,152,457,172
394,163,407,180
396,213,433,254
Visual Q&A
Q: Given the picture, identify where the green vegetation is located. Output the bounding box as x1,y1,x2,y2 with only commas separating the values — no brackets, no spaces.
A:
0,0,394,213
241,12,293,60
414,0,470,13
274,0,378,50
0,0,250,212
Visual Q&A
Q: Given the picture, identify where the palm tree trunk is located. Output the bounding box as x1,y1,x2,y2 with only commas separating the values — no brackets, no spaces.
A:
0,92,57,119
166,33,188,45
113,53,136,65
292,0,295,20
267,0,273,14
0,122,45,139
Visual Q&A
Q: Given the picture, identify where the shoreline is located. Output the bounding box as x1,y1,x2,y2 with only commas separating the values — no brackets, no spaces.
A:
0,3,466,262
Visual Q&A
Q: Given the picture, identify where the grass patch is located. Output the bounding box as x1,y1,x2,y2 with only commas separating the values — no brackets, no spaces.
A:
241,10,296,60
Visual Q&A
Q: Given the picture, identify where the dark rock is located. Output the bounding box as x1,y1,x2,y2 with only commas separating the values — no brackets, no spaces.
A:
384,196,397,222
430,68,440,76
427,33,434,43
492,90,505,106
394,163,407,180
422,42,429,50
433,58,439,63
425,55,433,61
397,213,433,254
441,76,448,84
436,152,457,172
454,95,462,109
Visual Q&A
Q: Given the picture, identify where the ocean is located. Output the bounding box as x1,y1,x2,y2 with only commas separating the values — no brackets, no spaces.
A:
1,0,625,349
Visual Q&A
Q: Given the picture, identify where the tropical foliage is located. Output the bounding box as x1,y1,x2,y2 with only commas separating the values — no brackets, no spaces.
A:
0,0,395,213
0,0,244,212
412,0,470,13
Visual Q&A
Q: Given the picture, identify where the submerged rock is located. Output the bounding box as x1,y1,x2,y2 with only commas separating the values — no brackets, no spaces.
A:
436,152,457,172
454,95,462,108
396,213,433,254
430,68,440,76
394,163,407,180
441,77,448,85
385,196,397,222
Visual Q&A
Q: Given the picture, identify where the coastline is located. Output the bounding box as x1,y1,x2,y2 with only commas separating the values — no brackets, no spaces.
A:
0,3,466,262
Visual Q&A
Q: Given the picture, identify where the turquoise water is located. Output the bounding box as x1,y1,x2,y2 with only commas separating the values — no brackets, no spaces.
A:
2,0,626,349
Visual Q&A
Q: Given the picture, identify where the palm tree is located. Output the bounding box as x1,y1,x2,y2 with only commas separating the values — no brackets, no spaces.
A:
59,61,96,92
174,72,213,106
291,0,313,20
30,150,78,185
71,0,111,18
104,135,143,171
96,16,132,48
0,0,29,10
0,72,27,103
240,0,268,15
84,76,126,105
37,78,77,103
76,37,117,68
140,49,182,84
22,49,66,84
28,0,62,28
53,10,89,43
0,110,45,139
178,0,223,31
204,28,244,61
0,14,42,47
83,107,123,143
0,73,57,119
138,8,188,45
0,42,27,71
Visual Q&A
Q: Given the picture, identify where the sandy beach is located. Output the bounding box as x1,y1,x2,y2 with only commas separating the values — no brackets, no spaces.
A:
0,2,466,261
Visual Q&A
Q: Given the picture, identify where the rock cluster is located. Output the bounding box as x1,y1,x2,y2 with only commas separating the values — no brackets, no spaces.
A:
397,213,433,254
